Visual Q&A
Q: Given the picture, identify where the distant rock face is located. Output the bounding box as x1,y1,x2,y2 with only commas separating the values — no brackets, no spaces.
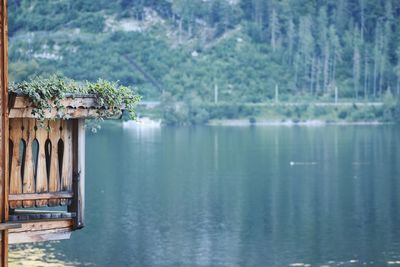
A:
105,8,164,33
33,52,63,61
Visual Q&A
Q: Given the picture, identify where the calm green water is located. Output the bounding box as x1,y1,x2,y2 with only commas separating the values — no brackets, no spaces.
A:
11,124,400,266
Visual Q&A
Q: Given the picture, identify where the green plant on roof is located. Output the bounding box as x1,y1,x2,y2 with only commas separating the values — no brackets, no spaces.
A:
9,75,141,122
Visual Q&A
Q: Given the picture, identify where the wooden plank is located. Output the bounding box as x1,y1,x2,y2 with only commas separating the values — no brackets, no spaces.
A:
0,0,9,265
8,109,34,118
0,231,6,267
35,121,48,207
13,209,72,214
9,107,122,119
9,228,72,244
8,191,73,201
0,223,20,231
9,213,75,222
69,119,85,229
76,119,85,229
60,120,72,206
9,219,73,244
8,119,23,208
22,119,36,208
9,219,72,233
10,95,98,109
47,120,61,206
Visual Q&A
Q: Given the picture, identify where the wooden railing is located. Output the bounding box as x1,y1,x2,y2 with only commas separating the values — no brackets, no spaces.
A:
6,117,85,244
8,118,74,209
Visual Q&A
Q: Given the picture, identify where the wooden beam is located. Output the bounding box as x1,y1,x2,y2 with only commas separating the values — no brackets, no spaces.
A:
8,95,124,119
9,219,72,233
9,219,72,244
10,95,99,109
9,107,122,119
8,192,74,201
69,119,85,229
0,0,8,265
0,224,20,231
13,209,72,215
9,213,75,222
9,228,72,244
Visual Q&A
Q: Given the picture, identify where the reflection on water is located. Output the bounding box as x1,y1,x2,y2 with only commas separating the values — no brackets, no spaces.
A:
9,242,90,266
9,124,400,266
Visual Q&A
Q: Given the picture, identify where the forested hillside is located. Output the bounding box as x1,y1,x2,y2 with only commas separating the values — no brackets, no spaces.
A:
8,0,400,123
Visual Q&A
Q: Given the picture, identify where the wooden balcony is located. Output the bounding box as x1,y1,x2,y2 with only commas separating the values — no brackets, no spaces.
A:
6,95,91,244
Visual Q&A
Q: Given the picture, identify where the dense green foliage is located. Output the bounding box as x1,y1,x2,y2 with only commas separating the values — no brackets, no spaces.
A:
8,0,400,124
10,75,140,122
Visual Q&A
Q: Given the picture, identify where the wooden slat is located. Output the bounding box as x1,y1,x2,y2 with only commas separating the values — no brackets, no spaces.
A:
22,119,36,208
9,227,72,244
60,120,72,206
0,0,9,265
9,212,75,222
35,121,48,207
11,192,72,202
69,119,85,229
8,109,35,118
13,209,73,214
9,220,72,244
9,107,122,119
48,120,61,206
77,119,85,229
9,119,23,208
9,94,124,119
10,95,98,109
8,219,72,233
0,223,20,231
8,191,73,201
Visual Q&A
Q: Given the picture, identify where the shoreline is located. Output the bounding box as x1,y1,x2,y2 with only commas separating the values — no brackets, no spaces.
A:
207,119,393,127
121,117,395,128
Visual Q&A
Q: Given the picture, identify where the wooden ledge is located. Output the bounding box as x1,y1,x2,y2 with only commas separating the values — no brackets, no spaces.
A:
0,223,21,231
9,219,73,244
8,94,124,119
8,192,74,201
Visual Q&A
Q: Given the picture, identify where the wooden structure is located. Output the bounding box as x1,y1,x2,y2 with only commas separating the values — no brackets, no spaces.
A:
6,94,96,244
5,94,120,247
0,1,12,265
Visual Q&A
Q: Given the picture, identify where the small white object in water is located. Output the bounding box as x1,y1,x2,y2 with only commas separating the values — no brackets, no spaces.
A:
191,51,199,57
123,117,161,128
290,161,317,166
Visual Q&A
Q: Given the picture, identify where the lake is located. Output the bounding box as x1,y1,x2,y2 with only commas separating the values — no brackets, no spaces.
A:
10,124,400,266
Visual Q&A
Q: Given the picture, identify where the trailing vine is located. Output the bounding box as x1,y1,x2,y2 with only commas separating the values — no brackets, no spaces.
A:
9,75,141,123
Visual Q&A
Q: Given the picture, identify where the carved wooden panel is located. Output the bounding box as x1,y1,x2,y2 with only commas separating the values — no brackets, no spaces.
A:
8,119,73,208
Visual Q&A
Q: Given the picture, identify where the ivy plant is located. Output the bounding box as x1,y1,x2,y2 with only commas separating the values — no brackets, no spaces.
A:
9,75,141,122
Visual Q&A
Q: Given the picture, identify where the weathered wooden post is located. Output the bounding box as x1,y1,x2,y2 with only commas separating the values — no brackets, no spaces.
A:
0,0,8,264
0,1,21,265
0,2,24,264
